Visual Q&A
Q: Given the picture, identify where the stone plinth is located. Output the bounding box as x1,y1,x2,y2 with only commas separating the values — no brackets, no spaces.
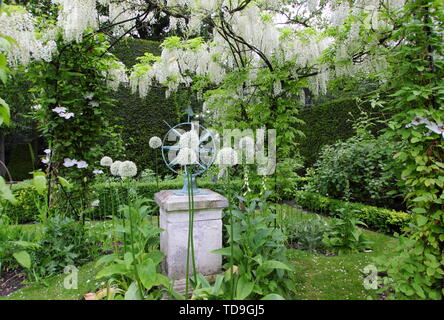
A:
154,189,228,282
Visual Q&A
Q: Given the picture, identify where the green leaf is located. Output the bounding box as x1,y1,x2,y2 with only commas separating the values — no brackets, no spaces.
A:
417,215,428,227
96,263,128,279
0,176,17,204
57,176,72,190
0,98,10,126
32,174,47,195
124,282,142,300
261,294,285,300
236,276,254,300
261,260,293,271
13,251,31,269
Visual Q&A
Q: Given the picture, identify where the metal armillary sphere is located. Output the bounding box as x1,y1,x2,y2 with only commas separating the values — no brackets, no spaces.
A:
161,118,216,195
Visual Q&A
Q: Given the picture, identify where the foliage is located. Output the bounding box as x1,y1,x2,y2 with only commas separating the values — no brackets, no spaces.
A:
278,208,330,252
29,216,100,279
94,198,170,300
295,97,387,167
372,0,444,300
211,194,296,300
27,32,124,211
305,129,405,209
322,209,373,255
294,191,411,234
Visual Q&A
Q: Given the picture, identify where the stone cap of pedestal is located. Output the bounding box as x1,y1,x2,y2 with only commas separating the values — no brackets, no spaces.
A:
154,189,228,212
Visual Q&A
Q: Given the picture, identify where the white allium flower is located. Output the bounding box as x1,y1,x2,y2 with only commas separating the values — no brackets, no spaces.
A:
110,161,122,176
118,161,138,178
63,158,78,167
216,147,238,167
100,156,113,167
177,148,198,166
179,130,199,150
91,200,100,207
76,161,88,169
149,136,162,149
93,169,104,175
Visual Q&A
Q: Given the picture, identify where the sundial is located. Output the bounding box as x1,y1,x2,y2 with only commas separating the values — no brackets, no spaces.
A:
161,108,217,195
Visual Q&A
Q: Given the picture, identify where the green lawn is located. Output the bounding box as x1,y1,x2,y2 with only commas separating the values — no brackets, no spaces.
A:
288,229,397,300
2,211,397,300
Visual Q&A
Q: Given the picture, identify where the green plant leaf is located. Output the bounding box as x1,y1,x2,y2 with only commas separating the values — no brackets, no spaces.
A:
261,293,285,300
13,251,31,269
236,276,254,300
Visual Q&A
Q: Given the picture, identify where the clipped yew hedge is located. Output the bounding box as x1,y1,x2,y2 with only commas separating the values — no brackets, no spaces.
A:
294,191,411,233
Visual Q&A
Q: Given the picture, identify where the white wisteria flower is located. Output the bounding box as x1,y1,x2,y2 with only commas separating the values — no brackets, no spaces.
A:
215,147,238,167
63,158,78,167
93,169,104,175
179,130,199,150
110,161,122,176
118,161,138,178
177,147,198,165
149,136,162,149
100,156,113,167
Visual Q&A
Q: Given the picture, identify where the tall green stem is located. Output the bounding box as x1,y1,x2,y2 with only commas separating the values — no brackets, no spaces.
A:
227,168,235,299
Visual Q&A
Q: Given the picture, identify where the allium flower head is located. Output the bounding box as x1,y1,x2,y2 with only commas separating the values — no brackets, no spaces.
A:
179,130,199,150
177,148,198,165
118,161,138,178
110,161,122,176
216,147,238,167
100,156,113,167
149,136,162,149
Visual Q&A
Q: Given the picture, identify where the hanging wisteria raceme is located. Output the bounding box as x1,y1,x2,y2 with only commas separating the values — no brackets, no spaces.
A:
0,7,57,65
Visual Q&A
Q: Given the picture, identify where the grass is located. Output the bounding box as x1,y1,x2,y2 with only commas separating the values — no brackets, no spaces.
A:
1,260,101,300
277,204,398,300
2,207,398,300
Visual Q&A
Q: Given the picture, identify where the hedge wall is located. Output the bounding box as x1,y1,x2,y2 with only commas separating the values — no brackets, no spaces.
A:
109,38,200,174
294,191,411,233
295,98,385,167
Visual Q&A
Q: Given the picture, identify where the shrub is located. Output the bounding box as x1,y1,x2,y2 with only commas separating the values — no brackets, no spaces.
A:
31,216,100,278
3,179,243,223
295,97,387,167
294,191,411,233
304,130,405,209
322,209,373,254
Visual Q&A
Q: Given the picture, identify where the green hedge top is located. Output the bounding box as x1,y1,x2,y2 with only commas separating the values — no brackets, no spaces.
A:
294,191,411,234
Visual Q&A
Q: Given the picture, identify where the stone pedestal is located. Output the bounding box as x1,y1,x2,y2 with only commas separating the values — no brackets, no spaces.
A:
154,189,228,285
